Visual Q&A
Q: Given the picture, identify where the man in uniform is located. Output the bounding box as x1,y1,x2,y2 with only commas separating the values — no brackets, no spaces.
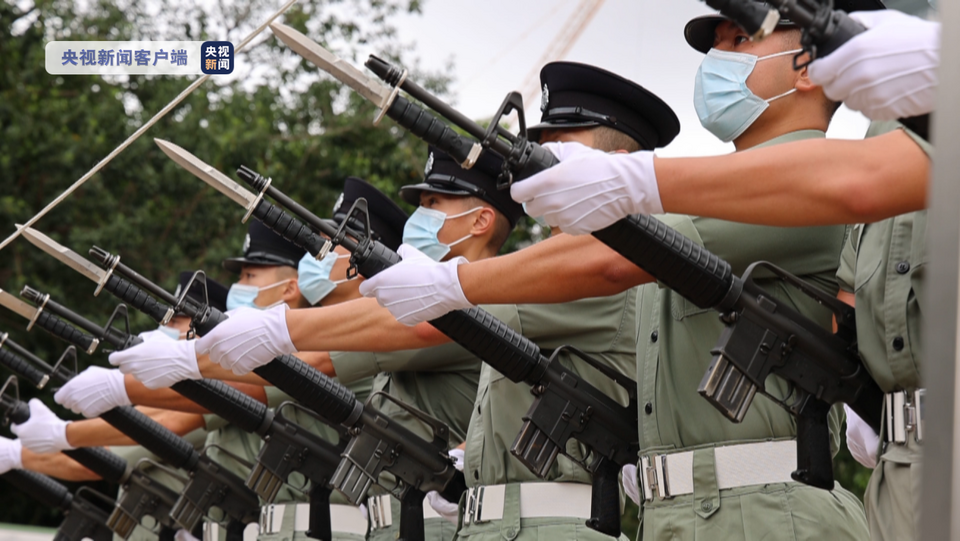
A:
360,19,875,541
138,62,673,541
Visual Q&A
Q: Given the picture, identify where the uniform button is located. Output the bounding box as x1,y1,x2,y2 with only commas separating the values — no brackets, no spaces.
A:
893,337,905,351
651,330,659,343
701,500,713,511
896,261,911,274
644,402,653,415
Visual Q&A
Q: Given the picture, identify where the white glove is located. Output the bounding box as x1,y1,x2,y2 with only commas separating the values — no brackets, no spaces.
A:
510,141,661,236
0,437,23,474
10,399,74,453
359,244,472,326
109,338,201,389
195,305,296,375
448,448,465,472
844,404,881,469
808,10,940,121
426,491,460,524
54,366,132,417
621,463,641,505
174,529,201,541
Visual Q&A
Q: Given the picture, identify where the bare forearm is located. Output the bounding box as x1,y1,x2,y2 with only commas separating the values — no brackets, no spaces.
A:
21,450,101,481
286,298,447,352
457,233,651,305
125,375,268,412
65,409,207,447
657,130,929,226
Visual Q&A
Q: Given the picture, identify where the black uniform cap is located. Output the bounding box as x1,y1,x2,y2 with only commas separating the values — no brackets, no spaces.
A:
685,0,887,54
400,147,526,228
527,61,680,150
222,220,307,273
325,177,409,251
175,271,229,314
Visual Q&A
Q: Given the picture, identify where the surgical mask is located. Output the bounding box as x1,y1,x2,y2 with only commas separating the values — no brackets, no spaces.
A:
402,206,482,261
694,48,802,142
297,252,352,306
157,326,185,340
226,279,292,311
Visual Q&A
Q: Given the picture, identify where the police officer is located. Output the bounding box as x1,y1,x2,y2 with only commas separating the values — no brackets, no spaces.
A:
179,65,667,541
359,32,874,540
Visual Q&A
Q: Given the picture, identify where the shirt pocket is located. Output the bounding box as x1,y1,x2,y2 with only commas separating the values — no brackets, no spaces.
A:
854,243,883,293
670,293,712,321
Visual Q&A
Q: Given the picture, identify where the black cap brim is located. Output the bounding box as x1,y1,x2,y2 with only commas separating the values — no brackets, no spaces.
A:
527,119,601,143
222,255,298,274
684,15,797,54
399,183,473,207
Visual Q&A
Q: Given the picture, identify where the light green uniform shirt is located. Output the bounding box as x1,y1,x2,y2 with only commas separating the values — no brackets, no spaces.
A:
462,291,637,487
636,130,846,457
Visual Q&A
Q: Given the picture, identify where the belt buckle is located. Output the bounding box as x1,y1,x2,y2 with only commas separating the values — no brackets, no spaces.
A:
369,495,386,530
468,486,486,524
259,504,280,534
885,390,926,444
639,455,671,502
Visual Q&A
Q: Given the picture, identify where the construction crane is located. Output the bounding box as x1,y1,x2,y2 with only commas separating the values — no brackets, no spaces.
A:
510,0,607,131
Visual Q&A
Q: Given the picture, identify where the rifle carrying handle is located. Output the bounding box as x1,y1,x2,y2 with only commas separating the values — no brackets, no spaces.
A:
33,312,97,359
591,214,734,310
103,275,171,323
1,469,72,509
170,379,268,434
100,407,198,470
62,447,128,484
0,348,49,389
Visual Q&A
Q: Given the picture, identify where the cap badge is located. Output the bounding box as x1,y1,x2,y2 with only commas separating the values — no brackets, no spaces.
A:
242,234,251,254
332,192,344,214
424,152,435,176
541,84,549,112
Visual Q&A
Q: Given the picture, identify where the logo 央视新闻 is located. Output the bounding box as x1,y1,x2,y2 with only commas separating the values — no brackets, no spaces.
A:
201,41,234,75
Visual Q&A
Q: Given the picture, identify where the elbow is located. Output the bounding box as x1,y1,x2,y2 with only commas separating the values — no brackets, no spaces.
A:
597,252,647,295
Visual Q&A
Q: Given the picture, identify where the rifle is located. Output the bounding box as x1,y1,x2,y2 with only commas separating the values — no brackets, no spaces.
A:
699,0,929,139
16,230,460,541
0,343,182,540
15,286,344,541
267,36,884,490
0,290,259,535
157,136,634,536
1,468,115,541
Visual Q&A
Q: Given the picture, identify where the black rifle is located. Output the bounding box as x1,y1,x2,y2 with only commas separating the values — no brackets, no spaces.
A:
700,0,929,139
18,287,344,541
9,292,260,536
1,468,115,541
55,259,460,541
0,333,184,540
362,60,883,489
222,166,635,537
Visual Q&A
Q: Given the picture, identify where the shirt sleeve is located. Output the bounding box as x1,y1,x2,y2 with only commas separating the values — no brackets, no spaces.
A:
866,120,934,159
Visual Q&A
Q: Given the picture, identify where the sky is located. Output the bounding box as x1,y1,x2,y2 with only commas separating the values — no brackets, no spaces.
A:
379,0,879,158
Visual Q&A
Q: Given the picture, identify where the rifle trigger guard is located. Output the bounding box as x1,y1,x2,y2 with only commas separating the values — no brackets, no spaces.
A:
243,176,272,224
26,292,49,332
374,68,406,126
95,254,120,297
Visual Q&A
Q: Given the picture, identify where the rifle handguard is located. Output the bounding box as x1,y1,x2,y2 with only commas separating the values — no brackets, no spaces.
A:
170,379,269,434
99,407,198,471
0,347,49,389
62,447,129,484
33,311,98,354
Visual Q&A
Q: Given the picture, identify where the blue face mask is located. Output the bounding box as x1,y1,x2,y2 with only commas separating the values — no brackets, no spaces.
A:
297,252,351,306
157,325,184,340
226,279,291,311
402,206,482,261
694,48,802,143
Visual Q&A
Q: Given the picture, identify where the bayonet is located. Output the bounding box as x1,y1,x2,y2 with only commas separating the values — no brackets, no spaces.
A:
155,139,257,209
270,23,398,123
0,289,38,323
18,226,112,295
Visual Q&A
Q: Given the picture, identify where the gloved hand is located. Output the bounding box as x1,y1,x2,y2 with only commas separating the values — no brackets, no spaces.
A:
359,244,472,326
621,463,641,505
510,141,661,235
54,366,132,417
0,437,23,474
174,529,201,541
844,404,881,468
808,10,940,121
425,448,466,524
11,399,74,453
109,338,201,389
195,305,296,375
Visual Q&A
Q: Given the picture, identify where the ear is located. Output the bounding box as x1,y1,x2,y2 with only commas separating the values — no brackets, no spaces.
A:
281,276,302,305
794,55,818,93
469,207,497,237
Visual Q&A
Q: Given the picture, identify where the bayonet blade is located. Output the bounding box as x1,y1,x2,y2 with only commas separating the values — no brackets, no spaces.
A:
0,290,37,321
270,23,393,108
18,226,105,284
154,139,256,209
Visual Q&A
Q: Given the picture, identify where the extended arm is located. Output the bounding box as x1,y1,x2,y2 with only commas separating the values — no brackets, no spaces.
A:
124,376,267,412
65,408,206,448
657,130,929,226
22,449,101,482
